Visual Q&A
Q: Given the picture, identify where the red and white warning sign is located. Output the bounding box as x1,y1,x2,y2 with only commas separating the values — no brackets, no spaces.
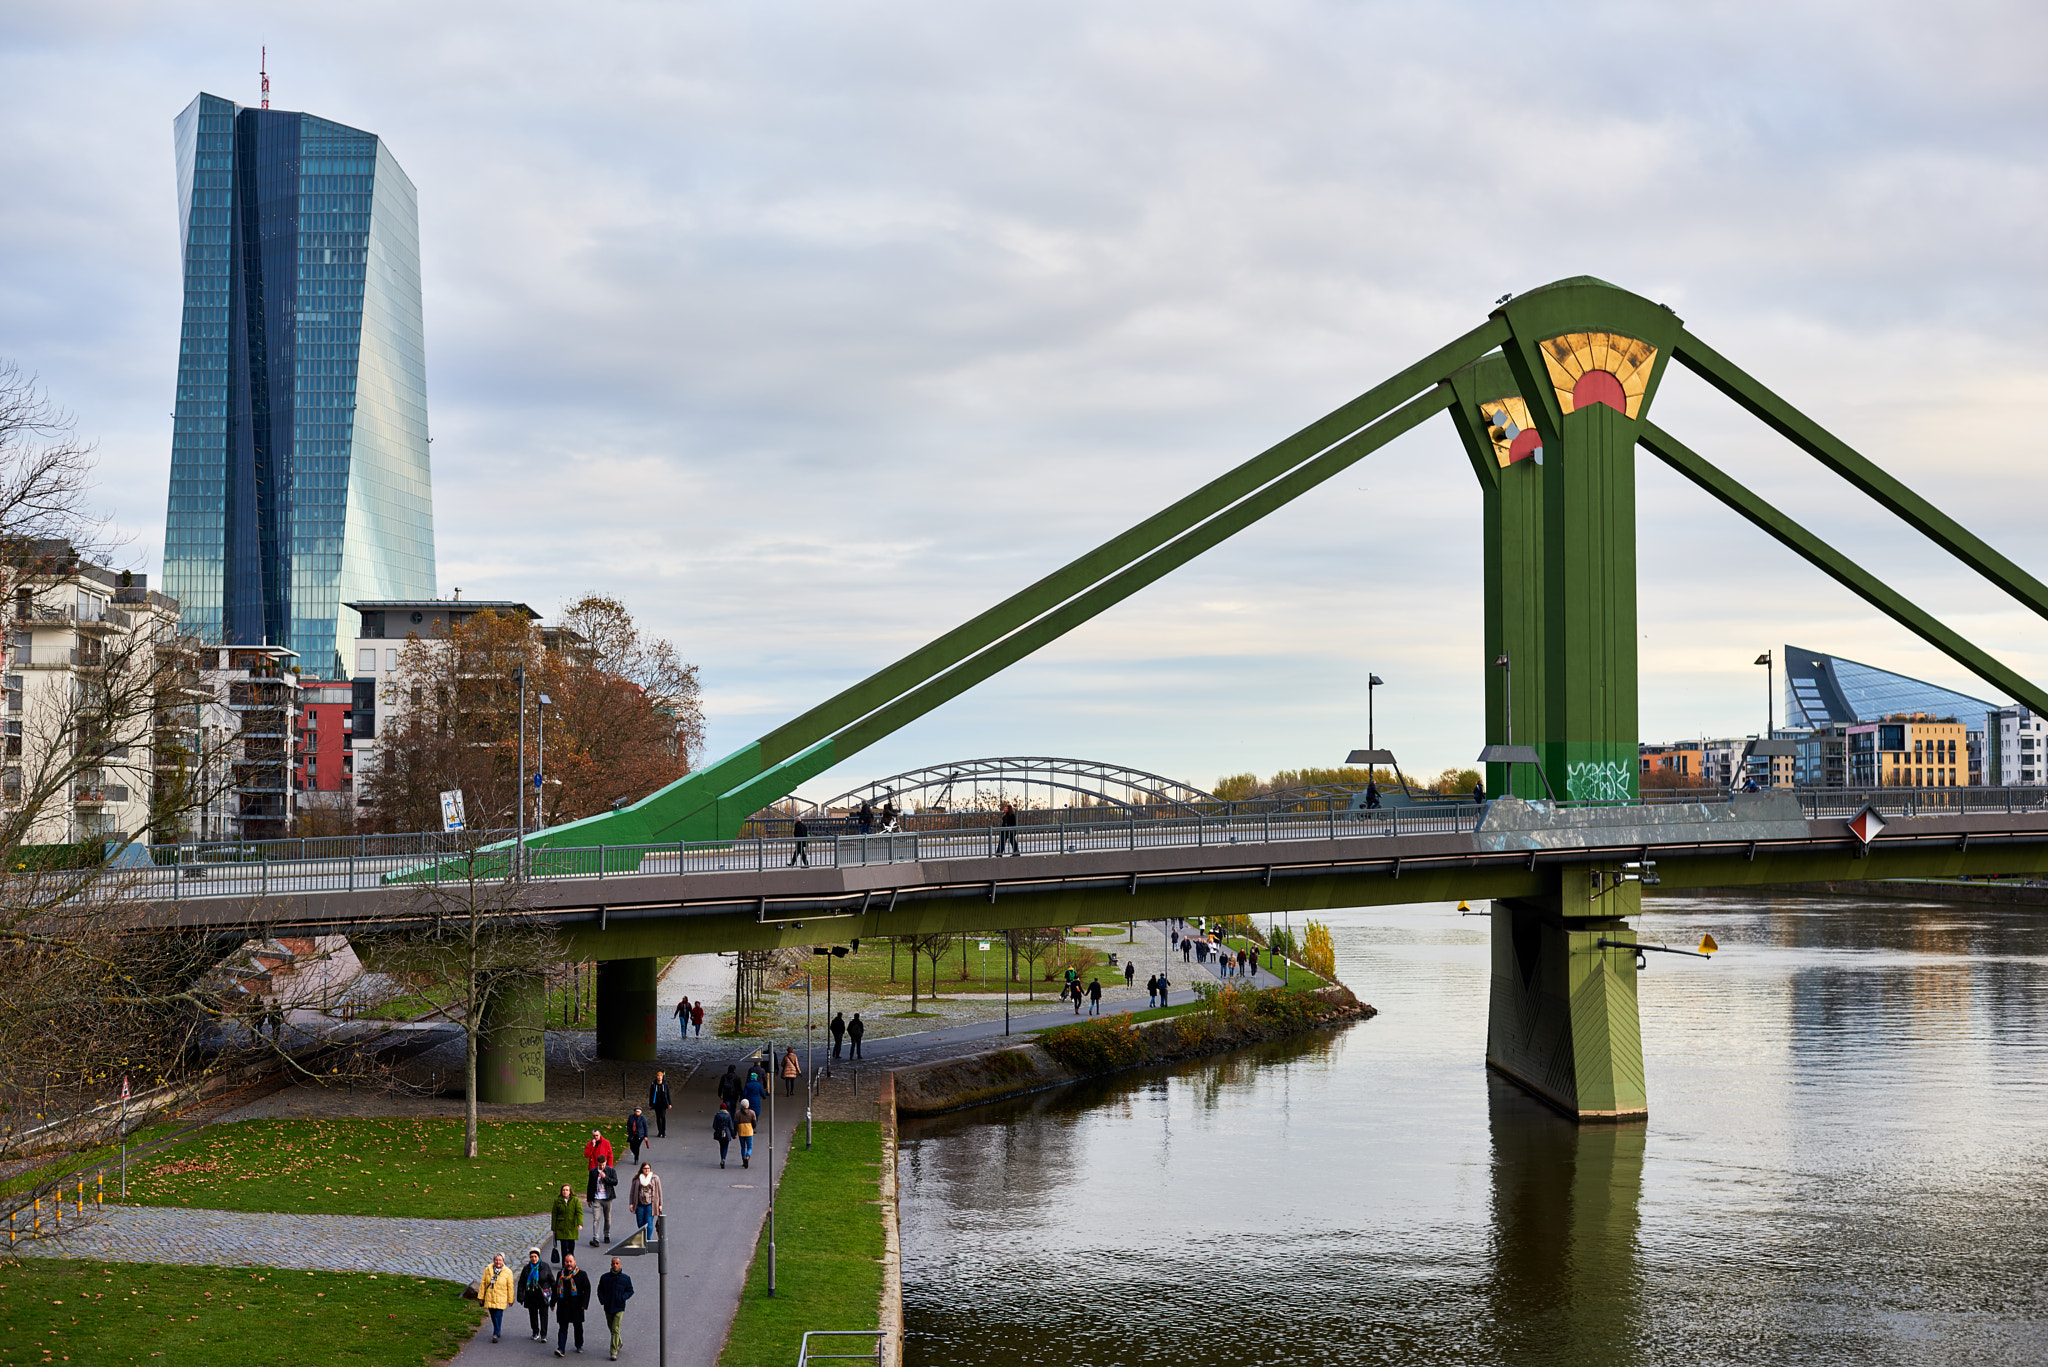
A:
120,1075,130,1102
1847,805,1887,847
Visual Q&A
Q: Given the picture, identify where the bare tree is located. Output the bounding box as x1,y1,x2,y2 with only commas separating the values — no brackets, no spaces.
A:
909,933,951,1013
1011,927,1065,1001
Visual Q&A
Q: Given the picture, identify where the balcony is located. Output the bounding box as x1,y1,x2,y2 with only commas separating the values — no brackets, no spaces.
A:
15,602,130,632
74,785,131,806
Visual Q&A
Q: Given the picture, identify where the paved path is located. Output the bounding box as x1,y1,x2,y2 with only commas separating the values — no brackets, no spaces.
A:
33,1206,550,1283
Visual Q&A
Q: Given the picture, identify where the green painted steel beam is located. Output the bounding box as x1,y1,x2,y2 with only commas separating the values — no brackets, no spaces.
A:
1640,421,2048,717
1673,328,2048,622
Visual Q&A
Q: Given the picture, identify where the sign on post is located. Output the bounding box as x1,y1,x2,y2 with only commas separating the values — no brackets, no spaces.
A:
439,789,467,832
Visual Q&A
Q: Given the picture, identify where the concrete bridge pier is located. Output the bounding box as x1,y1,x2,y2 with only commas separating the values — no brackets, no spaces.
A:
596,957,659,1061
474,971,548,1104
1485,866,1646,1122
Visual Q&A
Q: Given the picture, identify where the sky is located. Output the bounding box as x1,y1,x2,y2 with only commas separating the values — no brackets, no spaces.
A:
2,1,2046,805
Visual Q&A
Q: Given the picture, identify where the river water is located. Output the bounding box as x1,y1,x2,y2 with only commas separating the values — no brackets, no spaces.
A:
898,897,2048,1366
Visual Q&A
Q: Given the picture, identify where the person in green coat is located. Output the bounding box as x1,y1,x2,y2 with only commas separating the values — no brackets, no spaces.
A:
550,1182,583,1266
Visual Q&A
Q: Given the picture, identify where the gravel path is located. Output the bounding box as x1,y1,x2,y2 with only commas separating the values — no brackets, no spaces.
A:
31,1206,550,1283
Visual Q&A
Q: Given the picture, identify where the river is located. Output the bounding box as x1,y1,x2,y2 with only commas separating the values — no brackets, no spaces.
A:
897,896,2048,1365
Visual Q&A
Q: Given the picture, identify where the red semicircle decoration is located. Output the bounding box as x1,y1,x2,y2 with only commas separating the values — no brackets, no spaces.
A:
1570,368,1628,415
1507,429,1543,464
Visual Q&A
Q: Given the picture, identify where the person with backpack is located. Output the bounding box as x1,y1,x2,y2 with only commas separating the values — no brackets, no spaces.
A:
518,1247,556,1342
552,1252,592,1357
848,1013,865,1058
712,1101,735,1168
477,1253,517,1343
550,1183,584,1266
717,1065,741,1110
649,1071,671,1138
1157,972,1171,1007
597,1255,635,1361
625,1107,649,1164
585,1160,617,1246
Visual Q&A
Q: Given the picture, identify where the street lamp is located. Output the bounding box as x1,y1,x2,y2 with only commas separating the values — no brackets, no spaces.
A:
755,1046,778,1296
1754,651,1772,736
1367,674,1384,754
536,693,552,827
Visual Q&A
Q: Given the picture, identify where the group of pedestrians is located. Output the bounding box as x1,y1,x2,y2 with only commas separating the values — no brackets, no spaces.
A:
1144,972,1174,1007
479,1245,634,1360
1059,973,1104,1015
827,1011,866,1058
1170,925,1257,978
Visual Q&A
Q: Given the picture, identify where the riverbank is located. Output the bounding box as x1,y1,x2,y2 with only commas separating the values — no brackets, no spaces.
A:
890,984,1372,1117
1664,879,2048,908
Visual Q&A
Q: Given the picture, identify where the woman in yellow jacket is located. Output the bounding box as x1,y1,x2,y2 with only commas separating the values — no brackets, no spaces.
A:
737,1101,757,1169
477,1252,518,1342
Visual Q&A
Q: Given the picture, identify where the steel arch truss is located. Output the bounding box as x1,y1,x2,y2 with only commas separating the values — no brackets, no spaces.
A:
807,757,1220,819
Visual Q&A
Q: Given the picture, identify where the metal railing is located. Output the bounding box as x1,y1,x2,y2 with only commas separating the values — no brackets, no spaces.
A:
797,1331,885,1367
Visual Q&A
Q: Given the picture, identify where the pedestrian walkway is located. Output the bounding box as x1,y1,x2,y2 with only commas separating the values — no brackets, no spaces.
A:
32,1205,548,1283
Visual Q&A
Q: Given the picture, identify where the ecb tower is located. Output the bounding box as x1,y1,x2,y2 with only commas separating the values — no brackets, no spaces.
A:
164,93,436,678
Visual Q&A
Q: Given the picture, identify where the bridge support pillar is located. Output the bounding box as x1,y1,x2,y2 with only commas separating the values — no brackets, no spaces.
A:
1485,870,1645,1122
596,957,659,1061
475,971,547,1105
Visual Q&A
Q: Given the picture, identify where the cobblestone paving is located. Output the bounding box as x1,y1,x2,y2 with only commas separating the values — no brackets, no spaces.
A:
33,1205,550,1284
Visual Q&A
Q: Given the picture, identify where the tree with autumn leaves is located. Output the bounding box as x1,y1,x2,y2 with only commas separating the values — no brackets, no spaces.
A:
360,594,705,833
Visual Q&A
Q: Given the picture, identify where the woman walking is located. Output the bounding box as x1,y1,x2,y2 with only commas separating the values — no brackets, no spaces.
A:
629,1162,664,1240
712,1101,735,1168
782,1045,801,1096
477,1253,517,1342
550,1183,583,1266
737,1101,757,1169
518,1247,556,1342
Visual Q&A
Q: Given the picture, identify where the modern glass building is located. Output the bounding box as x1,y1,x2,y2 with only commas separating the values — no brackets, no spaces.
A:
164,93,436,679
1782,645,2001,787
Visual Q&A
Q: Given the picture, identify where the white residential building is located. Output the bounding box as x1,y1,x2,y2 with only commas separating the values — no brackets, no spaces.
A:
1985,707,2048,787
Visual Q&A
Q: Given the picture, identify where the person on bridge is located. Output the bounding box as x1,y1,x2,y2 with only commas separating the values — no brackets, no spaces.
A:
649,1071,672,1137
737,1103,757,1167
881,800,898,831
998,802,1020,855
674,997,691,1037
1471,780,1486,804
858,800,874,835
830,1011,847,1057
1365,780,1381,809
518,1247,555,1341
550,1183,583,1267
625,1107,649,1164
1087,978,1103,1015
477,1253,517,1343
712,1101,735,1168
586,1159,616,1246
789,816,810,866
597,1255,634,1362
629,1162,663,1239
691,1001,705,1036
848,1013,865,1058
552,1252,591,1357
782,1045,802,1095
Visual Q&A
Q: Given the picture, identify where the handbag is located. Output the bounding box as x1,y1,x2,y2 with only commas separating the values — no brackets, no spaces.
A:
551,1245,560,1264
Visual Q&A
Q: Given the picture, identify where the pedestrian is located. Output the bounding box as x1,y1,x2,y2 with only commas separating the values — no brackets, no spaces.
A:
829,1011,846,1058
717,1064,741,1110
1249,947,1259,977
858,800,874,835
691,1001,704,1036
586,1160,616,1246
674,996,690,1037
552,1252,591,1357
1087,977,1103,1015
1071,980,1083,1014
477,1253,517,1343
998,801,1020,855
1145,973,1158,1007
518,1247,556,1342
550,1183,583,1267
782,1045,801,1096
1365,779,1381,809
712,1101,735,1168
597,1255,634,1361
1171,929,1179,950
880,800,897,831
1124,961,1135,988
1158,973,1171,1006
848,1013,865,1059
1182,938,1192,962
649,1071,671,1138
789,815,810,866
1237,948,1248,977
736,1103,757,1168
744,1067,765,1117
629,1162,663,1239
584,1128,614,1173
625,1108,649,1165
1472,780,1486,804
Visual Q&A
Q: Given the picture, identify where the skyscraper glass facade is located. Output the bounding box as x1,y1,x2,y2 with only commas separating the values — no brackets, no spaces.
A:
165,94,435,678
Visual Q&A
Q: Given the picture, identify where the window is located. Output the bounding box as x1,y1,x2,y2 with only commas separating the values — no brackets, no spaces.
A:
384,648,398,670
358,647,376,672
10,632,28,666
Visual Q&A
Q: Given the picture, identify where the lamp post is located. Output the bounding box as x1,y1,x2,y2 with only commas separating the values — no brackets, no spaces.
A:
515,666,526,877
1368,673,1383,754
1754,650,1773,736
757,1047,777,1296
535,692,552,827
803,973,813,1150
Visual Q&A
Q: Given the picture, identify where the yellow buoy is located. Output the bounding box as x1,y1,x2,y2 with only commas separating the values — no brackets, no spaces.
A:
1698,933,1719,955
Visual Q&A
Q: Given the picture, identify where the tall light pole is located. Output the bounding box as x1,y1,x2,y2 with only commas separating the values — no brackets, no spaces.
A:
758,1046,777,1296
1494,655,1513,746
1755,651,1773,737
535,692,552,827
515,666,526,876
1367,674,1383,755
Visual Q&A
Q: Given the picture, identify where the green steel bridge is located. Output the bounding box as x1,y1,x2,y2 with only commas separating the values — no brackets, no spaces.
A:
157,278,2048,1122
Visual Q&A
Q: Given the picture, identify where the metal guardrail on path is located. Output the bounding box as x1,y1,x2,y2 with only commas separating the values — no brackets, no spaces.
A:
797,1330,886,1367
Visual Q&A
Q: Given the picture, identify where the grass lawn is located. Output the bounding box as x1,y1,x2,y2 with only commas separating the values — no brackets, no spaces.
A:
0,1120,188,1205
716,1122,883,1367
0,1259,477,1367
795,930,1139,1004
114,1117,617,1219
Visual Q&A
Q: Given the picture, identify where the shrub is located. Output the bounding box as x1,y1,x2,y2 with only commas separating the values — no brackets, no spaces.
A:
1041,1016,1149,1073
1302,921,1337,980
1267,925,1298,961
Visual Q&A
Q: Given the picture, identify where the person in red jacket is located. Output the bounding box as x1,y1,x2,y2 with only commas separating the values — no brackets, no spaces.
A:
584,1129,615,1172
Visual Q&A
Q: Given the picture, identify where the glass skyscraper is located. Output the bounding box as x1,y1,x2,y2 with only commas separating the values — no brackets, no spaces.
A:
165,93,436,679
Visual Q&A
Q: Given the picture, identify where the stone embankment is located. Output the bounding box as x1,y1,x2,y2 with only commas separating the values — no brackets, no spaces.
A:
892,985,1374,1117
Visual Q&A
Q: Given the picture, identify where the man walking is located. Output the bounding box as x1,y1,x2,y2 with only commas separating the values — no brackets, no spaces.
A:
789,815,810,866
1157,973,1171,1007
625,1107,649,1165
584,1129,614,1174
718,1064,741,1111
997,801,1020,856
597,1255,634,1361
829,1011,847,1058
848,1012,865,1059
553,1252,592,1357
649,1071,671,1138
1087,977,1103,1015
586,1161,616,1246
551,1182,584,1267
1125,960,1136,988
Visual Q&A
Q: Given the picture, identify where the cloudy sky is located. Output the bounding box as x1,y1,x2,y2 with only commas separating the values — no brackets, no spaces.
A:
3,1,2045,803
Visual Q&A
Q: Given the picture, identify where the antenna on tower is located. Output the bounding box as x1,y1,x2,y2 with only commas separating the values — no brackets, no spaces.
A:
260,46,270,109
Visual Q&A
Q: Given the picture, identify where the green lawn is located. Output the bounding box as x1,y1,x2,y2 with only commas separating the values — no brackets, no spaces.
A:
0,1259,477,1366
114,1117,617,1219
0,1120,188,1205
716,1122,883,1367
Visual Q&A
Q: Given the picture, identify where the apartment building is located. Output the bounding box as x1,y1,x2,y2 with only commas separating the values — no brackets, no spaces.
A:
1846,713,1965,788
189,644,301,842
1984,707,2048,787
294,680,356,810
